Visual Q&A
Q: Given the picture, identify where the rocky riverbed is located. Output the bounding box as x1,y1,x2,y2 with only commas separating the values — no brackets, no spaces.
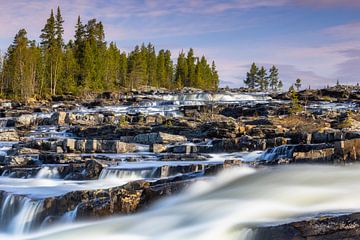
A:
0,86,359,239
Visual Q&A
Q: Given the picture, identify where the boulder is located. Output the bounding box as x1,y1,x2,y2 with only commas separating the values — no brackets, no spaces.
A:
0,130,19,141
133,132,187,144
150,144,167,153
50,111,67,125
2,156,34,166
254,213,360,240
334,138,360,161
16,114,36,128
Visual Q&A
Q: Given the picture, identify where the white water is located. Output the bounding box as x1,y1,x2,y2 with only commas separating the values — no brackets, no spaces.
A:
260,145,295,162
18,164,360,240
0,176,133,236
99,168,157,180
9,199,43,234
35,167,60,179
73,92,272,117
161,92,271,102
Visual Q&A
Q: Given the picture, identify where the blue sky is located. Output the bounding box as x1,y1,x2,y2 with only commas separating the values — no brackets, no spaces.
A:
0,0,359,88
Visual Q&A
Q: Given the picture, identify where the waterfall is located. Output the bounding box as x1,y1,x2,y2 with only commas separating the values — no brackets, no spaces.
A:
161,92,271,103
35,166,60,179
99,168,157,180
10,199,44,234
26,165,360,240
260,145,295,162
61,205,79,223
0,193,44,234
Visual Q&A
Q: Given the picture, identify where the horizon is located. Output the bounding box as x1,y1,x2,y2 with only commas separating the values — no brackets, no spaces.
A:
0,0,359,89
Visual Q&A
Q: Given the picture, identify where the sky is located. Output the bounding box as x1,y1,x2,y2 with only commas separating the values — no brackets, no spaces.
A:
0,0,359,89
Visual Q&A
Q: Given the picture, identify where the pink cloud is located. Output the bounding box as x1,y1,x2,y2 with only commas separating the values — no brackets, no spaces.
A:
295,0,360,8
323,22,360,40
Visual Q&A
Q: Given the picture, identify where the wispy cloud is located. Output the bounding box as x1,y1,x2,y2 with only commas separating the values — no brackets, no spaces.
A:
0,0,359,88
294,0,360,8
323,21,360,40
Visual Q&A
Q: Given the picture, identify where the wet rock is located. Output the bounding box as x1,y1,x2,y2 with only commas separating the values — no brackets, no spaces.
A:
16,114,36,128
150,144,167,153
200,136,267,153
158,153,210,161
2,156,35,166
83,160,106,179
335,138,360,161
0,129,19,141
253,213,360,240
50,111,67,125
0,117,16,127
200,120,240,138
66,113,104,126
260,144,335,164
170,145,198,154
133,132,187,144
311,130,343,144
63,138,76,152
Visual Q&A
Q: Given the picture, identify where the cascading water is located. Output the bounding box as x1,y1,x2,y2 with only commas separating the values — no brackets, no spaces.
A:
0,194,44,234
25,164,360,240
259,145,295,162
99,168,157,180
35,167,60,179
161,92,271,103
10,199,43,234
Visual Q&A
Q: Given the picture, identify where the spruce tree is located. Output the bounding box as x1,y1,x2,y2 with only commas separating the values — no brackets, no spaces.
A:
55,6,64,48
211,61,219,90
118,52,127,88
156,50,166,88
244,63,258,89
40,9,58,95
186,48,196,87
147,43,157,87
268,65,279,92
74,16,86,85
278,80,283,92
295,78,302,91
61,42,77,94
289,85,303,114
164,50,173,89
174,51,187,88
256,66,268,91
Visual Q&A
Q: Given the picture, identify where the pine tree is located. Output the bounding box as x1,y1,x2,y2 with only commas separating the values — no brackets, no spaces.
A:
55,6,64,48
278,80,283,92
164,50,173,89
40,9,57,96
256,66,268,91
0,9,221,98
147,43,157,87
211,61,219,91
118,52,127,88
174,51,187,88
74,16,86,85
3,29,40,99
61,42,77,94
268,65,279,92
104,42,120,91
186,48,196,87
295,78,302,91
244,63,258,89
289,85,302,114
156,50,166,88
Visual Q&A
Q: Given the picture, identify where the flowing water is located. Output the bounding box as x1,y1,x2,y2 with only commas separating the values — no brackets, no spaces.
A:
8,164,360,240
0,91,358,240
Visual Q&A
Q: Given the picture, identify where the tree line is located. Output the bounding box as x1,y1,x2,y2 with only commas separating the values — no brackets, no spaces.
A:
244,63,283,92
0,7,219,100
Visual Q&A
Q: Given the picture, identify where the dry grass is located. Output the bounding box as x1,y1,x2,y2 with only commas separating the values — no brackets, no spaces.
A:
270,115,329,133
